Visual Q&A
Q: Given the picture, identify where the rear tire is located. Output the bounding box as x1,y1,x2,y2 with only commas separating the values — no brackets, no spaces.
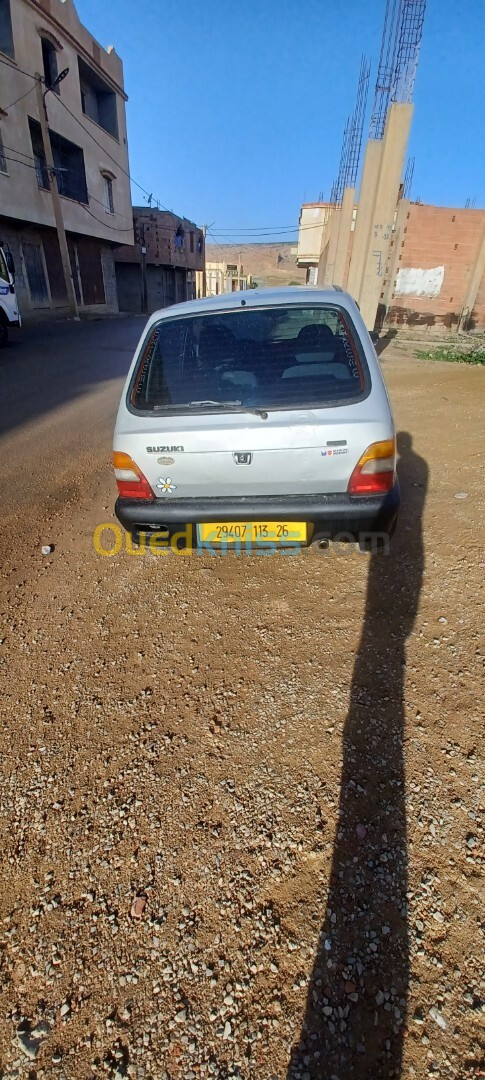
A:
0,315,8,348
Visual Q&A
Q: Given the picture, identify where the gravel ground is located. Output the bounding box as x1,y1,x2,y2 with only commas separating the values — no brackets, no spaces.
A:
0,335,483,1079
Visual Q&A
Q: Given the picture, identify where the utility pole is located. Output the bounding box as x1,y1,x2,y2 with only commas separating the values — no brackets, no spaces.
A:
140,227,148,315
201,224,207,297
35,74,78,318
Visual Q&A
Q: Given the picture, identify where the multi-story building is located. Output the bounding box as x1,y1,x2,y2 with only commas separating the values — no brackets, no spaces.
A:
114,207,205,312
202,259,252,297
0,0,133,321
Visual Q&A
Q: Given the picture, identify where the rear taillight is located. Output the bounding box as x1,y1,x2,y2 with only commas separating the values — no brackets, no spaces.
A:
348,438,396,495
112,451,154,500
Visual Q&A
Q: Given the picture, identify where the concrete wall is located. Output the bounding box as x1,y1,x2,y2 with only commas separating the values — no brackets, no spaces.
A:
346,140,382,303
384,204,485,330
358,104,413,329
0,0,133,247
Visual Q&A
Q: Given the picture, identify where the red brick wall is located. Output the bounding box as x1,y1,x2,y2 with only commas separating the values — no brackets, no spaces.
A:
115,210,204,272
385,204,485,330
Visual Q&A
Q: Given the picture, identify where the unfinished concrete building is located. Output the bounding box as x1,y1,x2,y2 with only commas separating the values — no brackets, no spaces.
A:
296,1,479,331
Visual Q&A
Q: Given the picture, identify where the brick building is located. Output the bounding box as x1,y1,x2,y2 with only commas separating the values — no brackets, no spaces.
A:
114,208,204,313
384,204,485,331
297,199,485,332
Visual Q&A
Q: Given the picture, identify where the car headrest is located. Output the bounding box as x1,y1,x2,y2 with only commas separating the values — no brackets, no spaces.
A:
296,324,335,350
199,322,236,360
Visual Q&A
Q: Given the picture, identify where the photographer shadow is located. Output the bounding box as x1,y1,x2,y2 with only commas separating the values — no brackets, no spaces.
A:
287,431,428,1079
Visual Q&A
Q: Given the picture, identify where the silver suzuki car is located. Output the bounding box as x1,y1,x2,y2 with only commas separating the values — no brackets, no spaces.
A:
113,287,399,551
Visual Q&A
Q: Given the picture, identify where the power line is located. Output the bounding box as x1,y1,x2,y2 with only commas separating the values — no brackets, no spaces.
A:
2,82,37,112
1,141,38,161
1,152,316,239
55,95,186,221
0,151,133,229
84,186,134,223
80,203,135,232
209,223,328,240
0,54,38,81
1,153,39,171
213,224,301,233
56,96,151,197
0,55,192,225
207,229,226,250
210,232,300,242
1,146,201,237
211,221,332,236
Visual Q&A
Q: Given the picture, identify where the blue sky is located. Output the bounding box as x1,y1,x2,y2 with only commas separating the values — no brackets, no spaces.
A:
77,0,485,241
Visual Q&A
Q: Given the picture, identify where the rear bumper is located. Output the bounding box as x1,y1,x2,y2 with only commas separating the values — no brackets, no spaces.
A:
115,483,400,542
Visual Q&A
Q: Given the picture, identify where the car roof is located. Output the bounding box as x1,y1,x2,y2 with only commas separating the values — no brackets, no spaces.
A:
146,286,355,323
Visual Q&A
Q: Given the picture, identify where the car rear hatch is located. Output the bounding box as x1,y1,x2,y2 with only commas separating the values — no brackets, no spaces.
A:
116,402,391,499
115,299,394,501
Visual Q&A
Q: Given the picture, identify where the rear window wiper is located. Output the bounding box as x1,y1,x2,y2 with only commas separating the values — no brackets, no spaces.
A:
154,400,269,418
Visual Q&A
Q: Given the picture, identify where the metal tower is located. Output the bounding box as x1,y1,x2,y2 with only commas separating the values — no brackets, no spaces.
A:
403,155,415,198
369,0,402,139
330,117,350,206
370,0,426,138
331,56,371,205
392,0,426,103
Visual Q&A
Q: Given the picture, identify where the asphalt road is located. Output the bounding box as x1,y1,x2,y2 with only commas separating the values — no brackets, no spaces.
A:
0,322,483,1079
0,316,145,554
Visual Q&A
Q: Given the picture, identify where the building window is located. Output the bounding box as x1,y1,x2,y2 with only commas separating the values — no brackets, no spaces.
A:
41,37,59,91
29,117,88,203
0,0,15,59
174,225,185,250
29,119,49,189
102,174,114,213
0,128,7,173
190,231,194,253
78,56,118,138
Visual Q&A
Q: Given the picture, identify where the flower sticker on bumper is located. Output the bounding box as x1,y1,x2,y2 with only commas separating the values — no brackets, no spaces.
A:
156,477,176,494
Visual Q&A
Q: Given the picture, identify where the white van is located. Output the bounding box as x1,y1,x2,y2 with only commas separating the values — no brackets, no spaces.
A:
0,241,21,347
112,287,399,551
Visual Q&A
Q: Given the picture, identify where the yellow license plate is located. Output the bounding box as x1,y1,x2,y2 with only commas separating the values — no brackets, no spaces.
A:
198,521,307,543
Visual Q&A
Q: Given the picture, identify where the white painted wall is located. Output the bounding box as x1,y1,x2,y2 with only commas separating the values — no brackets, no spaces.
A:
297,204,332,265
395,265,445,298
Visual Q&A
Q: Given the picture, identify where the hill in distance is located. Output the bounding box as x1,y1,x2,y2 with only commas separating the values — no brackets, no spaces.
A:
205,242,306,287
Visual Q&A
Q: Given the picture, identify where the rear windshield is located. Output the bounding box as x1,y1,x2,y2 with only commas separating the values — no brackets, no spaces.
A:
129,304,369,413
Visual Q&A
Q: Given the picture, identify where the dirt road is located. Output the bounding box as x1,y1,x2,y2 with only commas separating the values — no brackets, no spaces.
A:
0,325,483,1079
